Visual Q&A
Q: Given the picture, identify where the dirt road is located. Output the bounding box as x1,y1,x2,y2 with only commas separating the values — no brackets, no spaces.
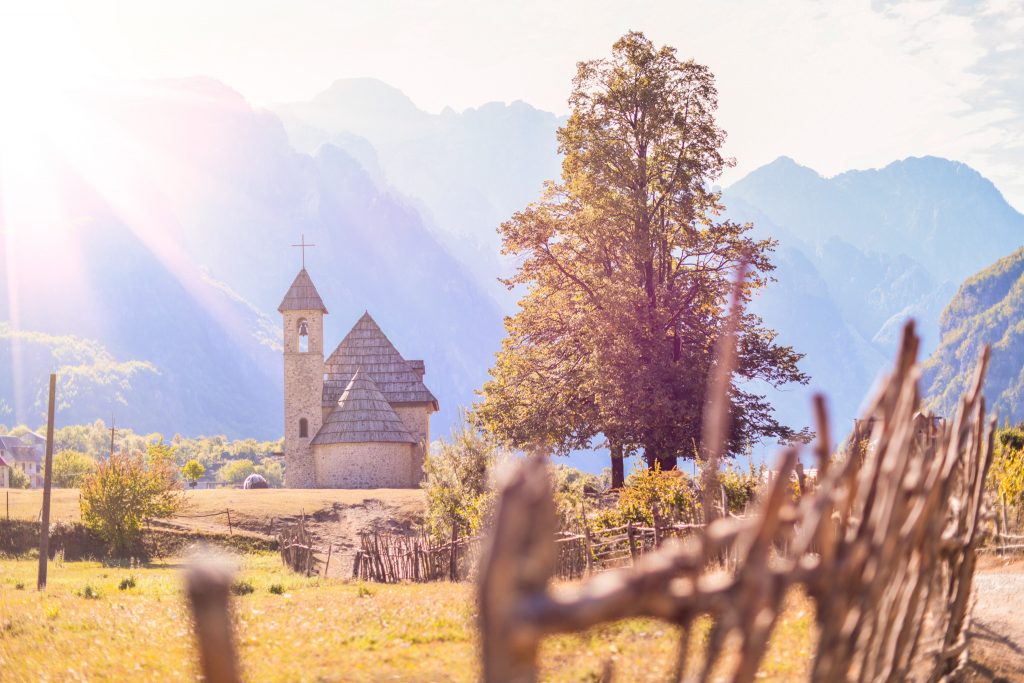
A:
967,558,1024,682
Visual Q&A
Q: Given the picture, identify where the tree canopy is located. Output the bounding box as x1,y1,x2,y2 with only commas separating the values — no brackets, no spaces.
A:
476,32,806,484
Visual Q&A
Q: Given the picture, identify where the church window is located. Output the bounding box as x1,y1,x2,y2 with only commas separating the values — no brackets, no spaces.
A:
299,418,309,438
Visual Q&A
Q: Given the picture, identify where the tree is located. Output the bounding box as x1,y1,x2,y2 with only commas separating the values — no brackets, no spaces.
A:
254,458,283,488
47,450,97,488
476,32,806,485
422,417,503,541
181,459,206,488
80,451,183,554
218,459,256,486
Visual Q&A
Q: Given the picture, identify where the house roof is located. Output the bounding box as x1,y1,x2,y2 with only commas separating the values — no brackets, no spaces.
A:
0,437,42,463
323,312,438,409
311,369,416,445
0,453,10,468
278,268,328,314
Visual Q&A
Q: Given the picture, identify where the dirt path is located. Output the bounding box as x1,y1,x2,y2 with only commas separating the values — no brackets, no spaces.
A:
966,558,1024,682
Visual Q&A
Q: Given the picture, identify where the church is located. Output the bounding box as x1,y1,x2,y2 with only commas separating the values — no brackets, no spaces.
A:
279,266,437,488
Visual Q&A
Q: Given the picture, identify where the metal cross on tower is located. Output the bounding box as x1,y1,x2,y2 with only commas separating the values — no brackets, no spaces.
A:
291,233,316,268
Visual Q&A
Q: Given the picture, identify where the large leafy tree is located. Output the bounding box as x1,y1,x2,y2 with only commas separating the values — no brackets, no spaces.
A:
476,32,806,485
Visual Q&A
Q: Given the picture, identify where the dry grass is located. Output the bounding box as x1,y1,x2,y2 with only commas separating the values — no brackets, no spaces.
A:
0,554,814,682
2,488,424,527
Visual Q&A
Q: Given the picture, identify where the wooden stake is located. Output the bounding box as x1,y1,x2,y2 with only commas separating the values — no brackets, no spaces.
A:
37,373,56,591
226,509,232,536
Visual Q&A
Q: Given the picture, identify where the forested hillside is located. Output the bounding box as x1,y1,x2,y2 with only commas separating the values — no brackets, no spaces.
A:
924,248,1024,422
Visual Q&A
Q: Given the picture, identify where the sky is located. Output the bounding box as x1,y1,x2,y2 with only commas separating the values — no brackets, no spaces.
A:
1,0,1023,208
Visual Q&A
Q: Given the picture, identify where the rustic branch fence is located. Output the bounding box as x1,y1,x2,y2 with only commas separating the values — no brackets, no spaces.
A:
184,320,1000,683
477,321,996,682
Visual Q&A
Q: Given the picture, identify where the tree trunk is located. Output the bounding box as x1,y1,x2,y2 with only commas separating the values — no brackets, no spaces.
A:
610,442,624,489
657,455,677,471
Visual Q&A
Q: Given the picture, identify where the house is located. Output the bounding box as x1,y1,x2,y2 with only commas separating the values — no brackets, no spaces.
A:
0,435,44,488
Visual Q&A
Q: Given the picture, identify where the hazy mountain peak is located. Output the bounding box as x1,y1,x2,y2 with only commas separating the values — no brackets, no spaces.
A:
314,77,423,114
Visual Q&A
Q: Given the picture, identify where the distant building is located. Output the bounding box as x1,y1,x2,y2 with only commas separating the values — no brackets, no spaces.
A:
0,434,44,488
279,268,438,488
0,452,10,488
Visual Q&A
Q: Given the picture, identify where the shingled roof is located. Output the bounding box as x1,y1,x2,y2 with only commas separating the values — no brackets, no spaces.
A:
311,369,416,445
278,268,328,313
323,312,438,408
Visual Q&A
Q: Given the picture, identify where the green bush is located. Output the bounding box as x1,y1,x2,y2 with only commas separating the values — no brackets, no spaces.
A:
268,582,284,595
118,576,137,590
47,450,97,488
218,459,256,486
422,415,504,541
78,584,100,599
80,451,184,555
719,462,765,514
230,579,255,596
595,463,699,528
9,467,30,489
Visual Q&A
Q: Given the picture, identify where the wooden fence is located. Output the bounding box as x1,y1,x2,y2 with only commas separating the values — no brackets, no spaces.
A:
182,322,1001,683
478,320,997,682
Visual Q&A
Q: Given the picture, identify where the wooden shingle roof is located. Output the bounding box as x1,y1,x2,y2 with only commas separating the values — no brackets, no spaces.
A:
278,268,328,313
323,312,438,409
311,369,416,445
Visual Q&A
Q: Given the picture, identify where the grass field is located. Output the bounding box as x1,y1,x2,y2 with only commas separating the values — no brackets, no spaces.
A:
0,553,815,682
2,488,425,527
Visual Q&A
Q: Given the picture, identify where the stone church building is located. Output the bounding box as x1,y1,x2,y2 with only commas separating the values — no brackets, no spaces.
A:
279,268,437,488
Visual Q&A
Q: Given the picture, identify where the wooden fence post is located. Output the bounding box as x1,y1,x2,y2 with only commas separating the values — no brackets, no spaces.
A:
324,543,333,577
652,502,662,548
583,524,594,575
37,373,56,591
626,522,637,565
226,509,232,536
449,522,459,582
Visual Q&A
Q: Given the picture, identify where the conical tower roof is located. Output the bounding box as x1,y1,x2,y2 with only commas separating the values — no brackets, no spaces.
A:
278,268,328,313
311,369,416,445
323,312,437,407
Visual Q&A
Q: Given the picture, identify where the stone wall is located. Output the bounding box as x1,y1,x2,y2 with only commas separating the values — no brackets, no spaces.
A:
312,442,418,488
394,403,432,485
283,309,324,488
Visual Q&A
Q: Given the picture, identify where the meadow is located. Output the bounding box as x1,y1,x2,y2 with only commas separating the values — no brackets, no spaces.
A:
2,488,424,527
0,552,815,682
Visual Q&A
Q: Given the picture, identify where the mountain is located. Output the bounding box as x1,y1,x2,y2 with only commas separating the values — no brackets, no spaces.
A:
923,248,1024,422
273,78,564,306
0,78,503,438
723,156,1023,438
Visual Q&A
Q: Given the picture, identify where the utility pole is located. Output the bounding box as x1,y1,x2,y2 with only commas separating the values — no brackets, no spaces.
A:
110,414,116,458
37,373,56,590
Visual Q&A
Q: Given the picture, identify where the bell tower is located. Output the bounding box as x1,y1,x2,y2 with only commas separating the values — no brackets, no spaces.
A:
279,245,327,488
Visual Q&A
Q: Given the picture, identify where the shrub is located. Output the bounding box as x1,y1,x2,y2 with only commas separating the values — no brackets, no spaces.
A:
230,579,255,596
268,583,284,595
80,451,184,555
47,450,98,488
719,461,765,514
8,467,30,489
78,584,100,599
422,416,504,541
218,459,256,486
356,584,373,598
118,576,137,590
595,463,699,528
551,465,606,531
254,458,284,488
14,582,25,590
